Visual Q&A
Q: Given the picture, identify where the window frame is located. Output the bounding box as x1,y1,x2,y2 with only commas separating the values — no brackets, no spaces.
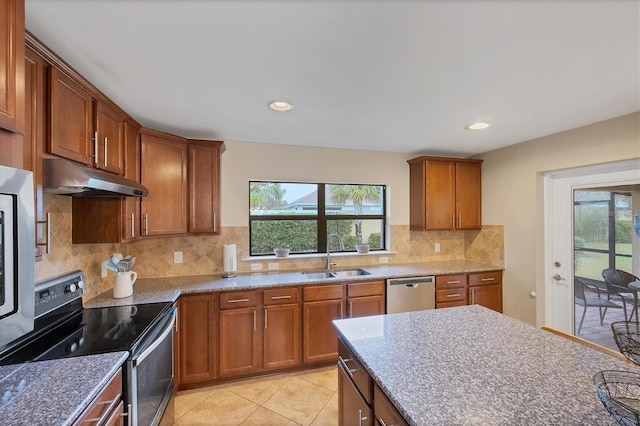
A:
249,181,387,256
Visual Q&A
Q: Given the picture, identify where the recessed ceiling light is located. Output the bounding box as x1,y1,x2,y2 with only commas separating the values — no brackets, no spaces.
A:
269,101,293,112
467,122,490,130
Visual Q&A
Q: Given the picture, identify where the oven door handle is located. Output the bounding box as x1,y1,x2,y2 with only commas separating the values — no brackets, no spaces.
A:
133,308,176,365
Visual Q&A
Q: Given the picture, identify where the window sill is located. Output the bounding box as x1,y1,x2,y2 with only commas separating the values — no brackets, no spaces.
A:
242,250,397,262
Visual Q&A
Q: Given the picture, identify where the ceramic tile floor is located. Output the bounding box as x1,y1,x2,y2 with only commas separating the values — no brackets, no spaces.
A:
160,366,338,426
575,290,630,351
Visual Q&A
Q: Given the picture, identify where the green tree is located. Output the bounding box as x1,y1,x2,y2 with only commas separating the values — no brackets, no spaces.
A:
250,183,287,211
328,185,381,243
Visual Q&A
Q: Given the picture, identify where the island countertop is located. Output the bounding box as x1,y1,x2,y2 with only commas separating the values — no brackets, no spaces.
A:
85,260,501,308
333,305,634,425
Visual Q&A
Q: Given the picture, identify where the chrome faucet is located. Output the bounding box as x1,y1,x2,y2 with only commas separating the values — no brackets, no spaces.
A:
326,234,345,270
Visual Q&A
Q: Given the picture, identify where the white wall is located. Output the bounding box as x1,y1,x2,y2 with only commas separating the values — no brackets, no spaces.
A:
221,141,413,226
477,112,640,325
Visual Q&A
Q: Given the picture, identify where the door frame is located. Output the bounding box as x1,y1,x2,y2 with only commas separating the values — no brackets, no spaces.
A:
543,159,640,333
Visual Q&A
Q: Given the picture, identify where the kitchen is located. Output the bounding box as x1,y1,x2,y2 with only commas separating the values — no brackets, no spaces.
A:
1,1,639,425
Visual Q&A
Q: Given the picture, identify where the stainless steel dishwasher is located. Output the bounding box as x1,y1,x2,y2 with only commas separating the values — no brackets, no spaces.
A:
386,276,435,313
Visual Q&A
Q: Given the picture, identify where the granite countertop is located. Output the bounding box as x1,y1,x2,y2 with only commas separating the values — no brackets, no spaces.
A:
333,305,635,425
85,260,502,308
0,352,128,426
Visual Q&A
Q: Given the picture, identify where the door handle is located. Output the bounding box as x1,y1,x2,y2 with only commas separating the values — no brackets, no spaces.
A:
552,274,566,281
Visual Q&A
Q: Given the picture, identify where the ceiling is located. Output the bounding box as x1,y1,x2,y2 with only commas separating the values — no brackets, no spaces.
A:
25,1,640,157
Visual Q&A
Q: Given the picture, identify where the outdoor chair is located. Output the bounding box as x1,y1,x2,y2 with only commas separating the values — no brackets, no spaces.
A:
574,277,622,334
602,269,640,323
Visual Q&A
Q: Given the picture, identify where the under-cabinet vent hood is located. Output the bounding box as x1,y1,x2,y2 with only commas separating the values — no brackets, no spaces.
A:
43,158,149,197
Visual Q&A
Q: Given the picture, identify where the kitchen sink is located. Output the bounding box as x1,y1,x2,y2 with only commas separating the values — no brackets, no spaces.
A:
301,268,371,279
331,268,371,277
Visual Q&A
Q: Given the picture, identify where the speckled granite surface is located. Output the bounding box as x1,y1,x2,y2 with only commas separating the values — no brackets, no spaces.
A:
85,260,501,308
333,305,636,425
0,352,128,426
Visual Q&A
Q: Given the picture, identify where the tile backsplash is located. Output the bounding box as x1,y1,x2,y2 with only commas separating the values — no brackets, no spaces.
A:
35,195,504,300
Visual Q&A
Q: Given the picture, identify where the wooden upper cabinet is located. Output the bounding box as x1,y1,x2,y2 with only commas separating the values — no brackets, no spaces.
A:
408,156,482,230
122,121,140,241
49,66,93,165
188,140,223,234
0,0,25,135
94,100,124,175
140,129,187,237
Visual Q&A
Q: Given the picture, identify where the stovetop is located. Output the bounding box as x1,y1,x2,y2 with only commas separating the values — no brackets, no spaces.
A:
0,270,171,366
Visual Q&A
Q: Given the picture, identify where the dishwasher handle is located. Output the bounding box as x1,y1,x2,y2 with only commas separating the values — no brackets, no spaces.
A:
387,276,434,287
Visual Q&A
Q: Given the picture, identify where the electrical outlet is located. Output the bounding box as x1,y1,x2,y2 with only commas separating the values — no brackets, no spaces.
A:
101,263,108,278
379,257,388,264
251,263,262,271
173,251,183,264
434,243,441,253
268,263,279,270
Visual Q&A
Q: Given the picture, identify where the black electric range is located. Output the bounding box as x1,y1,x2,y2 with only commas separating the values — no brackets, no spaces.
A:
0,270,176,426
0,271,171,365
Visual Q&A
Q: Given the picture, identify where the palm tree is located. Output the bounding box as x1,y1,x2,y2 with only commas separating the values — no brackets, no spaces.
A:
250,183,287,211
328,185,381,243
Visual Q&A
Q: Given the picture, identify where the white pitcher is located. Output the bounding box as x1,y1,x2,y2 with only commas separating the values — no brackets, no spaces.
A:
113,271,138,298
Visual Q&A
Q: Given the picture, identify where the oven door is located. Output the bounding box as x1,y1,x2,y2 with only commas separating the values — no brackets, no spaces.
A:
127,307,176,426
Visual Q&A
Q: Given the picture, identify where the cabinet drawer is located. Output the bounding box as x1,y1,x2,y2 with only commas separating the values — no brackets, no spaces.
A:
374,383,408,426
435,274,467,289
73,369,123,426
469,270,502,286
304,284,343,302
436,288,466,303
219,290,259,309
339,339,372,405
347,281,384,298
263,287,300,305
436,300,468,309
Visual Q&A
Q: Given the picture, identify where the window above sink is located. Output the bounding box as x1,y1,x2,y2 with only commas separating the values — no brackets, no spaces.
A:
249,182,387,256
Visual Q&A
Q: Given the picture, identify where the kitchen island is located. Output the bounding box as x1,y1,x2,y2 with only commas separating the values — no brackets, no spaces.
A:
333,305,634,425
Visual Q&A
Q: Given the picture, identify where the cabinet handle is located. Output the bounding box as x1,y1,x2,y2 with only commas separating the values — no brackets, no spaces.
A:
378,419,388,426
104,136,108,167
93,131,99,166
213,213,217,233
127,403,132,426
340,301,343,318
349,300,353,317
271,295,292,300
471,288,476,304
452,214,455,228
83,393,121,424
446,293,461,298
144,213,148,235
264,308,267,329
338,356,356,378
458,214,461,228
131,213,135,238
359,409,368,426
481,277,495,282
447,280,461,284
228,298,250,303
253,310,256,330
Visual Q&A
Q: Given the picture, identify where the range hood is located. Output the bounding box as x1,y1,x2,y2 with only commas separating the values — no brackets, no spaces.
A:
42,158,148,197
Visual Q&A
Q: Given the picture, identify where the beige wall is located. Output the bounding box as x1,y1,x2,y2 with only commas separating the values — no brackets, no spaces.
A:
221,141,413,226
477,112,640,325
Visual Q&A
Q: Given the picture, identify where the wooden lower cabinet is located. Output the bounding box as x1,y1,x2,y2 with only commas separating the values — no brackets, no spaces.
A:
73,369,124,426
179,294,216,385
263,303,300,370
338,360,373,426
347,281,385,318
468,271,503,313
435,274,467,309
303,284,345,364
373,384,408,426
219,306,260,377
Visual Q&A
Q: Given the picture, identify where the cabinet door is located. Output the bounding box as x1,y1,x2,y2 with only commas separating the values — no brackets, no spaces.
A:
219,307,260,377
0,0,24,134
180,294,216,384
303,299,343,363
424,159,455,230
469,283,503,313
24,46,46,258
49,66,93,165
188,141,221,234
95,100,124,175
338,361,373,426
122,122,140,241
348,295,384,318
140,131,187,236
264,303,300,370
374,384,408,426
455,161,482,229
